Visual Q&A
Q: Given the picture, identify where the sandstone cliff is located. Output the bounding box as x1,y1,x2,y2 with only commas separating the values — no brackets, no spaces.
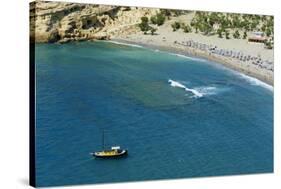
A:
30,1,158,43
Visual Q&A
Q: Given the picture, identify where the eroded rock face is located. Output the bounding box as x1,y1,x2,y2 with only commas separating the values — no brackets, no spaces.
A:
30,1,158,43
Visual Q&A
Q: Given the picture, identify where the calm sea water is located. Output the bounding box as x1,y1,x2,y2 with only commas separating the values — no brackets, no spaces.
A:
35,41,273,187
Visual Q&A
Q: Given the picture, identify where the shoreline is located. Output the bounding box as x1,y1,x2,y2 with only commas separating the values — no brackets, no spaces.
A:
31,1,274,86
110,38,273,86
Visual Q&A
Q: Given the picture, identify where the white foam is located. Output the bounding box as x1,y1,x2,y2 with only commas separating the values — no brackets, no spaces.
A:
195,86,218,95
168,79,186,89
185,88,204,98
107,40,143,48
168,79,203,98
167,51,273,93
237,73,273,92
107,40,273,93
212,65,274,92
169,53,207,62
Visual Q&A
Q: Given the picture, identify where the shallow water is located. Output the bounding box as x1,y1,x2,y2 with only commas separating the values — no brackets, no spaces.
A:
35,41,273,187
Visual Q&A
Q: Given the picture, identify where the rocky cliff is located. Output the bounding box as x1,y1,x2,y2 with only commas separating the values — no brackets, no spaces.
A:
30,1,158,43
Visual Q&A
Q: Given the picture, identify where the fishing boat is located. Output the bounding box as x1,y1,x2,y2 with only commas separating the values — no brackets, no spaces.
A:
90,130,128,158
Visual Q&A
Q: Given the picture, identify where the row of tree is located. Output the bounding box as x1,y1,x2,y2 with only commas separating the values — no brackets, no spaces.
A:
138,12,168,35
138,17,157,35
171,22,192,33
138,10,188,34
190,12,274,39
138,10,274,44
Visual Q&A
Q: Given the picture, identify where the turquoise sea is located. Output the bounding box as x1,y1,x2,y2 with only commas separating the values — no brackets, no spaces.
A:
35,41,273,187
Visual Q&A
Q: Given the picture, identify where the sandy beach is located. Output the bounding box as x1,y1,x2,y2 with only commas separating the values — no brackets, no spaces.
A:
111,15,274,85
30,2,274,85
32,3,274,187
111,37,273,85
111,32,274,86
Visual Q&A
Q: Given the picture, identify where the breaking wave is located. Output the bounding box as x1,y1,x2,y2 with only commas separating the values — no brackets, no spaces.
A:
169,53,207,62
195,86,218,95
107,40,143,48
168,79,203,98
238,73,273,92
168,79,226,98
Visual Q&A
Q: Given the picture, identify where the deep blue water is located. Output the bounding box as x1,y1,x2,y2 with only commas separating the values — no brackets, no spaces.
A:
35,41,273,187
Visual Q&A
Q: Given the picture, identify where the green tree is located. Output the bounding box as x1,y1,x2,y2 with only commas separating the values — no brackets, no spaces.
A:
225,30,230,39
243,31,247,39
265,28,272,37
150,15,157,25
200,23,212,35
138,16,150,34
171,21,181,31
250,20,259,31
151,13,166,26
150,27,157,35
208,12,220,26
233,30,240,39
261,24,266,32
264,40,273,49
140,16,148,24
217,28,223,38
182,24,192,33
232,15,241,28
194,24,199,33
242,21,250,31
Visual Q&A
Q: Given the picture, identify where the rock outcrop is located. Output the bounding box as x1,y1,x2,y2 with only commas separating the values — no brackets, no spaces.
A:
30,1,158,43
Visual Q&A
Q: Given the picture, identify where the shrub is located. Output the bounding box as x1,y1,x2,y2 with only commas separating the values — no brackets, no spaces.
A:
171,21,181,31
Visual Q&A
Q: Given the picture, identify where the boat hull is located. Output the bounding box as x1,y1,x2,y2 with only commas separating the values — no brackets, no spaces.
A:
92,150,128,158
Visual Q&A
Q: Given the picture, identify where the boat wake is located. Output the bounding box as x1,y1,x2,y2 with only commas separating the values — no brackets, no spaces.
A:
168,79,203,98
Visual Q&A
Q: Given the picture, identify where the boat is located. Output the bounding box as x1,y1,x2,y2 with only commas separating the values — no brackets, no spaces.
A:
90,130,128,158
92,146,127,158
